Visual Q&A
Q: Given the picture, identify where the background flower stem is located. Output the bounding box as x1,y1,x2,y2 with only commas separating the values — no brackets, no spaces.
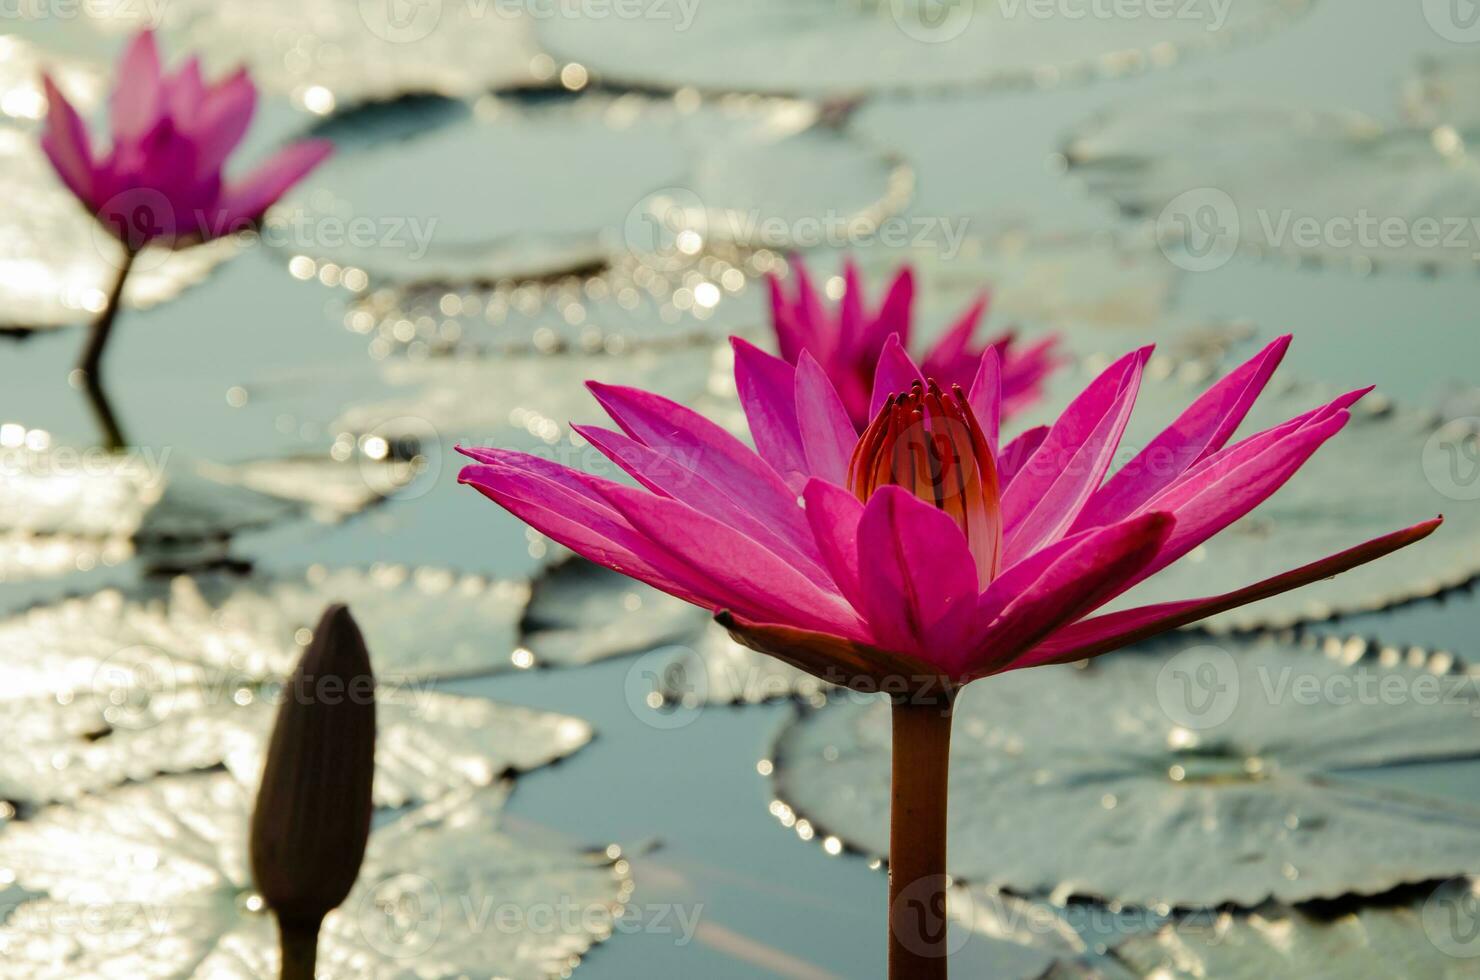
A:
889,695,954,979
76,248,135,386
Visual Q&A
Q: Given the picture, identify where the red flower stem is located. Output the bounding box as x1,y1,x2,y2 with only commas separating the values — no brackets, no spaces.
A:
889,694,954,980
77,249,135,385
275,914,321,980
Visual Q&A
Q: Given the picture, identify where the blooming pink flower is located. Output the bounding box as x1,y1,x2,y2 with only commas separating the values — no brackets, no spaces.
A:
459,335,1439,692
41,30,332,251
768,258,1061,429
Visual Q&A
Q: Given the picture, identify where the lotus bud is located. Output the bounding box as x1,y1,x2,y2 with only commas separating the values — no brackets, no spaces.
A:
250,604,376,979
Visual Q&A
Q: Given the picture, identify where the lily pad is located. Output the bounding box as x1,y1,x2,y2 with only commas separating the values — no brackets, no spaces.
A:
0,123,236,330
1102,378,1470,630
0,565,600,806
1063,97,1480,273
343,246,770,358
659,627,834,706
331,342,737,448
280,90,909,285
769,634,1480,908
1049,879,1480,978
0,773,631,978
534,0,1315,96
157,0,547,113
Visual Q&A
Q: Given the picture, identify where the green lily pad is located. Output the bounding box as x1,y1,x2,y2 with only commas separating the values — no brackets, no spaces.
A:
343,247,770,358
534,0,1315,96
769,634,1480,908
0,773,631,978
331,342,738,448
281,90,908,285
1064,97,1480,273
0,122,236,331
1046,878,1480,978
0,566,598,807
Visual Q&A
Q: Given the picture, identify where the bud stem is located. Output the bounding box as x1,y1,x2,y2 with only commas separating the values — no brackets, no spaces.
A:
276,915,321,980
888,695,954,980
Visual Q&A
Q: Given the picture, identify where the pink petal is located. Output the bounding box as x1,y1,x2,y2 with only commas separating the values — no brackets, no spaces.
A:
572,422,825,577
732,337,807,493
586,379,811,546
965,346,1003,456
767,274,807,363
40,76,95,205
795,351,859,484
960,512,1174,676
598,482,865,639
1003,348,1150,562
1124,405,1352,588
191,68,257,177
861,265,914,355
867,333,926,421
111,30,164,144
166,56,205,122
921,293,988,381
1001,517,1444,673
998,425,1049,488
803,478,867,613
837,260,865,353
855,485,980,660
216,139,333,228
1075,335,1292,530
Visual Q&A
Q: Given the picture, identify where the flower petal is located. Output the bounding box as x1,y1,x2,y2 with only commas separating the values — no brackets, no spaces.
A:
1001,517,1444,673
732,337,807,493
854,486,980,662
111,30,164,144
998,425,1048,488
598,482,865,638
217,139,333,228
921,292,988,382
803,478,866,614
795,351,859,484
191,68,257,177
867,333,926,420
961,512,1174,676
586,379,810,545
40,76,94,205
965,345,1002,456
1075,335,1292,530
572,422,825,577
1003,347,1150,561
862,265,914,355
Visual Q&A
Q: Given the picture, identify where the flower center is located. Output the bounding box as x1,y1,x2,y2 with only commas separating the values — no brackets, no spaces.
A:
847,380,1003,580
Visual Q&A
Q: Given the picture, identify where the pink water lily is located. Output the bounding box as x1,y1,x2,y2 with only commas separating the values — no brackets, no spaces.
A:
768,258,1061,428
42,30,332,253
460,334,1437,691
460,331,1439,978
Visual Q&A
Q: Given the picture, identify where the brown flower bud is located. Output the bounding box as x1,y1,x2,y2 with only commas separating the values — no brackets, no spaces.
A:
250,603,376,934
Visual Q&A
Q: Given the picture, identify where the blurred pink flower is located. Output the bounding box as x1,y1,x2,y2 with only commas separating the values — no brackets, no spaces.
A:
768,258,1061,429
41,30,332,251
460,334,1439,691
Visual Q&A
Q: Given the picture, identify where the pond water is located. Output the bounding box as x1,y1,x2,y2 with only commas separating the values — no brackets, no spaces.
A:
2,3,1479,978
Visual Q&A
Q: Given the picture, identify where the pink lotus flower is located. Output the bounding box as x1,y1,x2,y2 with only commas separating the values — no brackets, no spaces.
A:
460,334,1437,691
42,30,332,253
460,332,1439,977
768,258,1061,429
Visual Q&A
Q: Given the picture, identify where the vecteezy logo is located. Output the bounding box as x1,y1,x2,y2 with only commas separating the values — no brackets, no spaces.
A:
1424,878,1480,958
356,872,442,958
90,188,177,273
890,874,972,959
359,0,443,43
1422,417,1480,502
622,186,708,272
1424,0,1480,43
90,645,177,731
890,0,974,44
624,647,708,730
1156,187,1240,273
355,415,442,502
1156,644,1240,730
